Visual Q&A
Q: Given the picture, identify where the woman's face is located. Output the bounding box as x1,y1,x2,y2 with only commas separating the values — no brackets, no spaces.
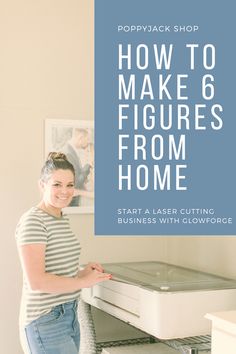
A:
41,169,75,210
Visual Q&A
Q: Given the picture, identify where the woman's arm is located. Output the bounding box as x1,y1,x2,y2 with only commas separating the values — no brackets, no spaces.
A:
18,244,111,294
79,262,104,277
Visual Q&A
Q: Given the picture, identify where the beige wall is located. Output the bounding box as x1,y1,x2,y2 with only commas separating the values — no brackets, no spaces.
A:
166,236,236,279
0,1,235,353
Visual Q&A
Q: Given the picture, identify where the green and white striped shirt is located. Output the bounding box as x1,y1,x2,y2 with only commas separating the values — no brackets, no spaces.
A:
15,207,81,327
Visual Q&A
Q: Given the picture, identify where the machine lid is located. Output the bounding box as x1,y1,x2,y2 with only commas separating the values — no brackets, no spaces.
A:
103,261,236,292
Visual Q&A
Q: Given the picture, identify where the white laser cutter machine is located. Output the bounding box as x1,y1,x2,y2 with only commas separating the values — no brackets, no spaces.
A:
82,261,236,339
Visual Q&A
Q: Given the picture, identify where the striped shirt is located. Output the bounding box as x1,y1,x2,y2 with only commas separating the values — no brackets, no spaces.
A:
15,206,81,327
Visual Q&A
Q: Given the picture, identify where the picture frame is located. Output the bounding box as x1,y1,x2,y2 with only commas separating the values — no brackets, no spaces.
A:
45,119,94,214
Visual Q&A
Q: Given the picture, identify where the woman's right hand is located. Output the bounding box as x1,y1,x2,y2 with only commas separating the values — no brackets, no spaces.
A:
79,268,112,288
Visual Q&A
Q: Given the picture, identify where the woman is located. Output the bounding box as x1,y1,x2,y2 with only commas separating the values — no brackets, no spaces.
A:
15,152,111,354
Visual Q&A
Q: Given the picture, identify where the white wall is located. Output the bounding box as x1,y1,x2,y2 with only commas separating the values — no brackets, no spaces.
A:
166,236,236,279
0,1,235,353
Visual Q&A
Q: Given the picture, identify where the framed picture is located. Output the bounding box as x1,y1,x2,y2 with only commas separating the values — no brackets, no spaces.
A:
45,119,94,214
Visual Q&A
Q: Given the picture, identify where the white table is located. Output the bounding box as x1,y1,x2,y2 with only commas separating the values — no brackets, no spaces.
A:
206,310,236,354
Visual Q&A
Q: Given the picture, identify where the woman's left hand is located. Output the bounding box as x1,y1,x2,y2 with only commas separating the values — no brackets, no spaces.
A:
79,262,104,277
86,262,104,272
